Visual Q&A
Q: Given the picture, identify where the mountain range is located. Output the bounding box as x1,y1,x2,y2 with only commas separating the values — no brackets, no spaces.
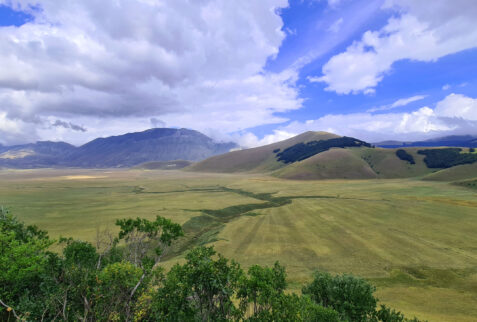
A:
2,128,477,183
375,135,477,148
0,128,237,168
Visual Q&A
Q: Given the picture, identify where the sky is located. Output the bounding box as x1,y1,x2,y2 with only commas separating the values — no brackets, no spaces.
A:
0,0,476,147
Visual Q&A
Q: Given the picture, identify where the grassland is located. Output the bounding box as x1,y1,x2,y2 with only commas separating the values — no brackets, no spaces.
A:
1,168,477,321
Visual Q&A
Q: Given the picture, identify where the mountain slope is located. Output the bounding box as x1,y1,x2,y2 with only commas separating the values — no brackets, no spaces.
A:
190,132,470,180
188,131,340,173
272,148,378,180
65,128,237,168
0,141,76,168
0,128,236,168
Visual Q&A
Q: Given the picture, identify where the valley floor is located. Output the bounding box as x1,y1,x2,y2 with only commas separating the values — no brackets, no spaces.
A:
1,169,477,321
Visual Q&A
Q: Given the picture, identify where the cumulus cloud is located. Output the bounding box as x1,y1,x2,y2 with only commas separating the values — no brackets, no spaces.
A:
0,0,301,145
367,95,427,112
234,130,297,148
271,93,477,143
435,93,477,120
312,0,477,94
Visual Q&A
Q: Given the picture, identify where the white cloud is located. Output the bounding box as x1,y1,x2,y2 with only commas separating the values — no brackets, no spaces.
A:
234,130,297,148
275,93,477,142
367,95,427,112
0,0,301,145
312,0,477,94
442,84,450,91
435,93,477,120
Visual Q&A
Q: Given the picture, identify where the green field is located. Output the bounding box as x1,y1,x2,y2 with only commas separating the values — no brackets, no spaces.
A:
1,169,477,321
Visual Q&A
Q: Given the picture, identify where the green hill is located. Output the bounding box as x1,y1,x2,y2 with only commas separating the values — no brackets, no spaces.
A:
272,148,377,180
189,132,477,181
188,131,340,173
423,163,477,181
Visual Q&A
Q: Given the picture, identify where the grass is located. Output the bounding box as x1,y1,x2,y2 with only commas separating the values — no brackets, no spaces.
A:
1,168,477,320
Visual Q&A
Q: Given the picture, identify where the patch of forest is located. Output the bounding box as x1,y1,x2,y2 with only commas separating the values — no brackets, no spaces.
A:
276,137,372,164
418,148,477,168
396,149,415,164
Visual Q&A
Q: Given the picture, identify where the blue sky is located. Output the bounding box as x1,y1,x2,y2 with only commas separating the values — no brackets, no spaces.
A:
0,0,476,146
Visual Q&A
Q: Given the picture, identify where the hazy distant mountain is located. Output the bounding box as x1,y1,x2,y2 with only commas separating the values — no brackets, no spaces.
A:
0,128,237,168
65,128,236,168
0,141,76,168
375,135,477,148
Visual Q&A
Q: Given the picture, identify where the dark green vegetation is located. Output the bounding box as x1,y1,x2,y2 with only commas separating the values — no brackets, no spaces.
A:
418,148,477,168
395,150,415,164
276,136,372,164
1,209,421,321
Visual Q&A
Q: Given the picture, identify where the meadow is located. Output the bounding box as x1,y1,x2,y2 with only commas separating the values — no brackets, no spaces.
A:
1,168,477,321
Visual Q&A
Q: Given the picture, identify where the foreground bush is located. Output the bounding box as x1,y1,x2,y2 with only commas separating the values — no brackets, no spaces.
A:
1,209,422,321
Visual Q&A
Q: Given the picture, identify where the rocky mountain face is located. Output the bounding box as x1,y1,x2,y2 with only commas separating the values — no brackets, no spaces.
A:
0,128,237,168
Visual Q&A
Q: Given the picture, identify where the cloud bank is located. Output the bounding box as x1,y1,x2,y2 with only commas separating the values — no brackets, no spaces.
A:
0,0,301,145
273,93,477,143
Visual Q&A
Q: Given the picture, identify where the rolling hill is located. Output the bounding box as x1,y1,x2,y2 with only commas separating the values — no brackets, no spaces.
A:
188,131,340,173
190,131,477,181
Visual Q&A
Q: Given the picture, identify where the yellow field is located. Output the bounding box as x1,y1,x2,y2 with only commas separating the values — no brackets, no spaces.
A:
1,169,476,321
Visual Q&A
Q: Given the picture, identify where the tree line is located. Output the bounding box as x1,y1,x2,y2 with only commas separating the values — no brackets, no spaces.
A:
1,208,422,321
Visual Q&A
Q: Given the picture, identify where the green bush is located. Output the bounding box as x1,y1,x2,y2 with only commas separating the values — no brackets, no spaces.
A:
302,271,377,321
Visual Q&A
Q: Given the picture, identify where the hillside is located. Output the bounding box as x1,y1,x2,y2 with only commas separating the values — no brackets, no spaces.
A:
272,148,378,180
423,162,477,181
191,132,477,181
65,128,237,168
0,128,236,168
188,131,340,173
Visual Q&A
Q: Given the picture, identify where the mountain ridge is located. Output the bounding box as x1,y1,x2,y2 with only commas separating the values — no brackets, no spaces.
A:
0,128,237,168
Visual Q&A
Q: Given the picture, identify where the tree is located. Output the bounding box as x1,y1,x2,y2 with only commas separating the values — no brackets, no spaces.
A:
151,246,244,321
238,262,286,316
116,216,183,320
0,207,54,321
302,271,377,321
